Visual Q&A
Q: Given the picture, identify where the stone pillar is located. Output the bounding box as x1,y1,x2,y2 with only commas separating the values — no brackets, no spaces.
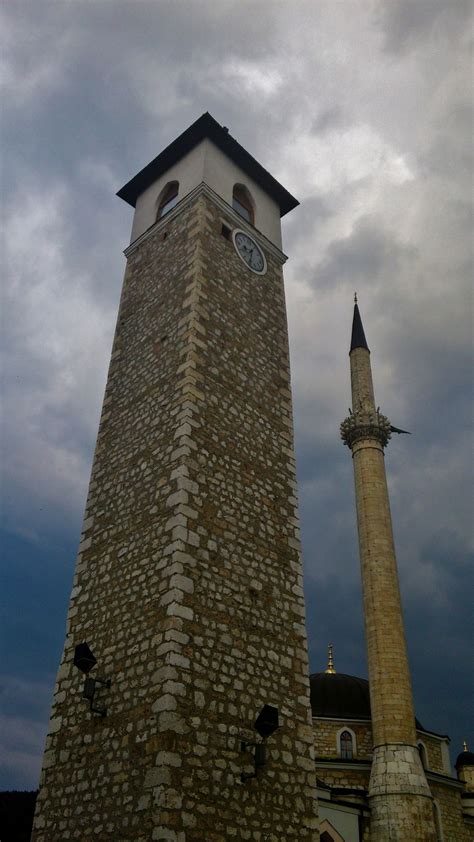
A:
340,308,437,841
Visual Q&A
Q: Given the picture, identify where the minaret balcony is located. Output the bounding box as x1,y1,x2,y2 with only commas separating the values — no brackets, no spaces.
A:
340,408,392,449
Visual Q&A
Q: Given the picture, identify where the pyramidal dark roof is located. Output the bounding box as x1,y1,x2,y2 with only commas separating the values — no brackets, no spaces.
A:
350,302,370,353
117,112,299,216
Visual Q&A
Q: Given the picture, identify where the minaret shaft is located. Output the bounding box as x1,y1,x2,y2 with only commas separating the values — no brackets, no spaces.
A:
353,439,417,744
350,347,375,413
341,314,437,841
350,348,416,747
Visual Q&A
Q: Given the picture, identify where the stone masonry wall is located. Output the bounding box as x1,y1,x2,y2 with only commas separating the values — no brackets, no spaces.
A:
458,763,474,789
313,719,468,839
314,718,448,774
430,780,471,841
32,190,318,842
416,733,445,775
313,718,373,760
315,766,371,791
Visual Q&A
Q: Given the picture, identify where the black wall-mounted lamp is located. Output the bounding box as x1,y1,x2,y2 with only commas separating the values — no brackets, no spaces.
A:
241,704,279,782
73,642,111,717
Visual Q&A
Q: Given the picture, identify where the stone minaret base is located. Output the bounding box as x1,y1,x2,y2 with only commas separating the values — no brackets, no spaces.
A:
369,738,437,839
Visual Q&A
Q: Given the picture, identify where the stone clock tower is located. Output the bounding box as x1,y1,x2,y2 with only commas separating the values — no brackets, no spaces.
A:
32,114,318,841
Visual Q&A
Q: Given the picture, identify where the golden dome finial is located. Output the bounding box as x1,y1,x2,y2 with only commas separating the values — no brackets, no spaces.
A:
325,643,336,674
463,740,469,752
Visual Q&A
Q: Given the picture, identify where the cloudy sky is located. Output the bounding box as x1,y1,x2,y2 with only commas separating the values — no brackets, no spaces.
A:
1,0,472,790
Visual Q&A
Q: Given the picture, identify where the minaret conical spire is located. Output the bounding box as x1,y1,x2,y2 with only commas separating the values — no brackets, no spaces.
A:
341,298,391,448
350,293,369,353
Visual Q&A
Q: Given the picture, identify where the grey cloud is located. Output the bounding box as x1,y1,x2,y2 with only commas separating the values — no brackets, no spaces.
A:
310,107,349,135
285,194,336,248
376,0,472,54
313,216,419,291
1,0,472,786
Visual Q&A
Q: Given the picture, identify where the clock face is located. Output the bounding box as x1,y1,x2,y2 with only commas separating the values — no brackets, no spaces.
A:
232,230,267,275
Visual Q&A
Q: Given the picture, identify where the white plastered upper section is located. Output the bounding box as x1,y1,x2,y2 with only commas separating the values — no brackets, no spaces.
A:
129,138,282,248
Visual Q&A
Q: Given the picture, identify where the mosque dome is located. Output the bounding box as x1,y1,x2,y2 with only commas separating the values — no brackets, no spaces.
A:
455,748,474,769
310,671,371,719
309,669,425,730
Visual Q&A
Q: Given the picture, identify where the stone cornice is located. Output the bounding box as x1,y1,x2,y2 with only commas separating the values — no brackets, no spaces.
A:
312,715,371,724
416,727,450,742
425,770,466,790
315,758,371,770
124,182,288,265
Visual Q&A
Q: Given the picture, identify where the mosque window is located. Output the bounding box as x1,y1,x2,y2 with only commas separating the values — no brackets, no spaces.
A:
232,184,254,225
417,741,428,769
157,181,179,219
340,729,354,759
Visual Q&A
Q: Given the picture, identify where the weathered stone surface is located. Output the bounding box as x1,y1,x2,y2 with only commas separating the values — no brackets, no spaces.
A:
32,191,318,840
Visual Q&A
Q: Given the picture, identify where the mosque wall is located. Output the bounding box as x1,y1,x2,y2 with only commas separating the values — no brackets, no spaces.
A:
313,718,373,761
429,780,471,841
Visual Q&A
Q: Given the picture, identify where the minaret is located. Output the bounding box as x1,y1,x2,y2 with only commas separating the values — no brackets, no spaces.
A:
340,298,437,840
32,114,318,841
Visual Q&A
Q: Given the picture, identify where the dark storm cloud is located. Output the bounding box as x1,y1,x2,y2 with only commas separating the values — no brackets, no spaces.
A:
1,0,472,787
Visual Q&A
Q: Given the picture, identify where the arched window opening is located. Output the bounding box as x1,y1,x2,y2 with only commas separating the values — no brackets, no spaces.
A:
432,801,444,842
232,184,254,225
157,181,179,220
320,833,335,842
340,730,354,760
418,741,428,769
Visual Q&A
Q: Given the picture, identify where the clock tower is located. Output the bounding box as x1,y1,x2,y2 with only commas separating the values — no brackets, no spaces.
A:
33,114,318,841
